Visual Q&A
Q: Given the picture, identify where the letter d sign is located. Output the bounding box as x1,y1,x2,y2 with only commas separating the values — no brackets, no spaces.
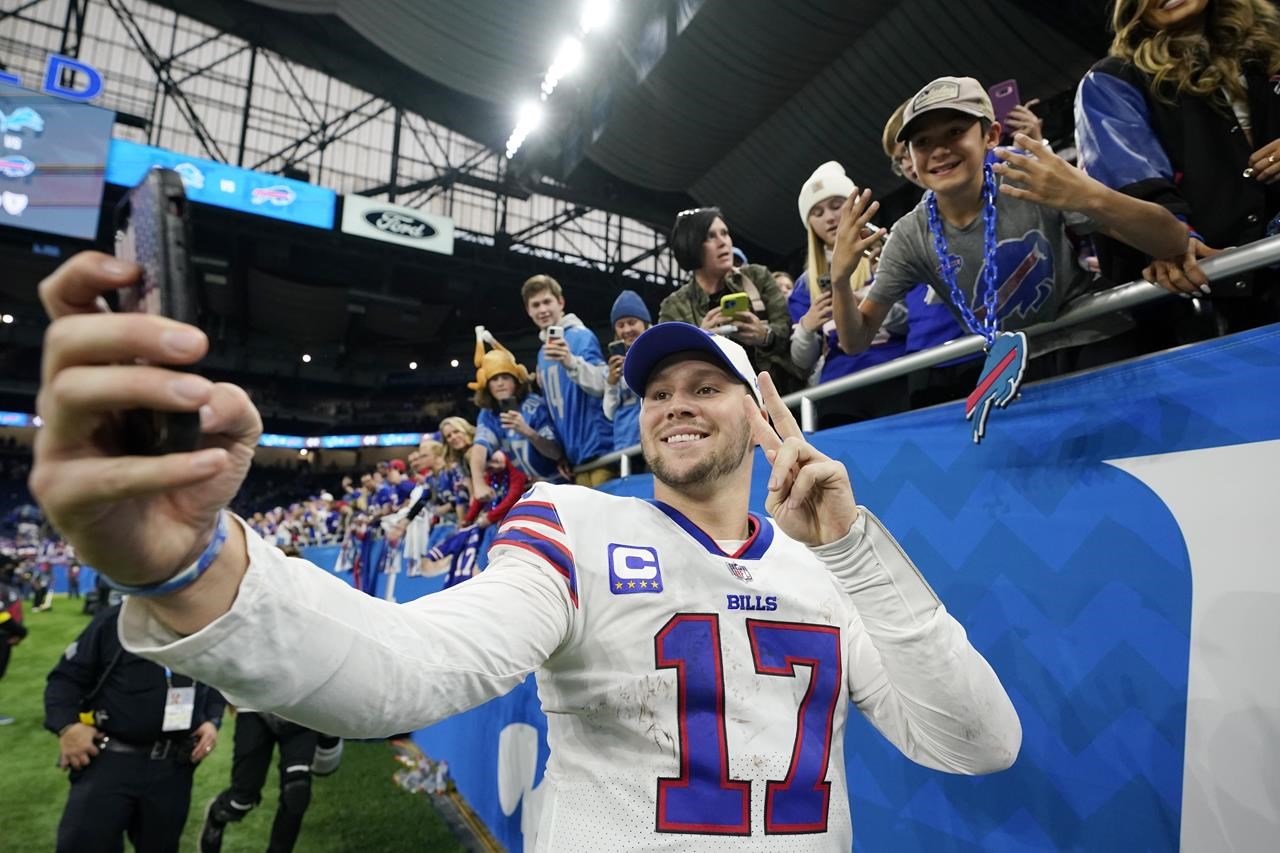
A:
43,54,103,102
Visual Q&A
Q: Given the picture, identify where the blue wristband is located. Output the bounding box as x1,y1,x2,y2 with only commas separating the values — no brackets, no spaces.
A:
104,511,229,598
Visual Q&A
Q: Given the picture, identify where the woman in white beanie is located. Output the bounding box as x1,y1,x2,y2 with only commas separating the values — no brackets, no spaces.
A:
787,161,909,423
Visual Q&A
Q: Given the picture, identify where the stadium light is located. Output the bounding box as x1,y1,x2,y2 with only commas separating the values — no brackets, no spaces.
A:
409,361,418,370
450,358,459,368
580,0,616,34
1,313,12,324
299,448,309,457
505,3,616,159
541,37,583,97
301,353,312,363
505,101,545,158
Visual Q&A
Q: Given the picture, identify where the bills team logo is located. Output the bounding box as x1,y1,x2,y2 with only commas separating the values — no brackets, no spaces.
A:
971,231,1055,324
0,155,35,178
251,184,296,206
607,544,663,594
726,561,753,583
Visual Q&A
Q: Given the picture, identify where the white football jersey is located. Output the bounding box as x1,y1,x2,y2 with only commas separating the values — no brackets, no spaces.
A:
121,483,1018,853
492,485,860,850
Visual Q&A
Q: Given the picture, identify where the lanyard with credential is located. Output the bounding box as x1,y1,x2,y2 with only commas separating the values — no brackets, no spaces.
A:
161,666,196,732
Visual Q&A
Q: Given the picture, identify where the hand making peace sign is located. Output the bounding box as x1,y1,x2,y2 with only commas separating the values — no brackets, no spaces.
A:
743,372,860,546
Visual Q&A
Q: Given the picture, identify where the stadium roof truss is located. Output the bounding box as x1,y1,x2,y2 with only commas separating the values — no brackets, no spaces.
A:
0,0,686,287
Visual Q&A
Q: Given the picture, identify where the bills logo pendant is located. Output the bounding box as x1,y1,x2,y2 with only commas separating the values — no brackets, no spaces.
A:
726,562,753,583
965,331,1028,444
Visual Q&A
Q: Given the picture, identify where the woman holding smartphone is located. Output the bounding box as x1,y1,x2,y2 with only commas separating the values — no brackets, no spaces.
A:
658,206,803,393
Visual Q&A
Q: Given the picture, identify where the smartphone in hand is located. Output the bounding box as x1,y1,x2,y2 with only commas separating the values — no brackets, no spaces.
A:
113,167,202,456
988,79,1021,126
719,292,750,319
498,397,521,414
607,340,628,358
546,325,564,340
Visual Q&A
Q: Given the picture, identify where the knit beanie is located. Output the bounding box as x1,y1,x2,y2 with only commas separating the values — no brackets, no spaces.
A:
796,161,856,226
610,289,652,326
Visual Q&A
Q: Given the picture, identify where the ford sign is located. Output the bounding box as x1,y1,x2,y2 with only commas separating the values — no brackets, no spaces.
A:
341,194,454,255
366,209,437,240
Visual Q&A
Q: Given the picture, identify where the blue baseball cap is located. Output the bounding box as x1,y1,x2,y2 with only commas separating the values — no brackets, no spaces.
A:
622,322,763,407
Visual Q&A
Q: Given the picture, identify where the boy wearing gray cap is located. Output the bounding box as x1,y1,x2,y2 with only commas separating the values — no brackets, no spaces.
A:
830,76,1189,372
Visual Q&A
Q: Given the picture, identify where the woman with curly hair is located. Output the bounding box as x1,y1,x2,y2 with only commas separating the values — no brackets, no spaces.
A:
1076,0,1280,334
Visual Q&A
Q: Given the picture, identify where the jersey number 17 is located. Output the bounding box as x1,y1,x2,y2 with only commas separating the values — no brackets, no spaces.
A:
654,613,841,836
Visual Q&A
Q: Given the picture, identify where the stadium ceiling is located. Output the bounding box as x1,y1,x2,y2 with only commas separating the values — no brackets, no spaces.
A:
147,0,1115,254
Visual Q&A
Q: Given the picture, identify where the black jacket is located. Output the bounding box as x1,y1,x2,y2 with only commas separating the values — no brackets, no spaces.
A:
44,605,224,743
1077,56,1280,296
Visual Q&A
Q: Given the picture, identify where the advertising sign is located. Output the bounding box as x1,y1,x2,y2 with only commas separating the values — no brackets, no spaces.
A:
341,194,454,255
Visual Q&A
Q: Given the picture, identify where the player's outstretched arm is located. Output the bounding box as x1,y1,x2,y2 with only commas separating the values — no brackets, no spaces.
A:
121,535,574,738
30,252,574,738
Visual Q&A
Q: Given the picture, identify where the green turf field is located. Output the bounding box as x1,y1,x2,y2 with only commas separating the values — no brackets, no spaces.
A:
0,598,465,852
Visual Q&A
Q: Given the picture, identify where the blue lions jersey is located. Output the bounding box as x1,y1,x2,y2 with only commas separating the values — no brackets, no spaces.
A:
536,324,612,465
475,394,564,483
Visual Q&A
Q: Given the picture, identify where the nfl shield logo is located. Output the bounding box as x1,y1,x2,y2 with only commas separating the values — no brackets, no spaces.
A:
727,562,752,583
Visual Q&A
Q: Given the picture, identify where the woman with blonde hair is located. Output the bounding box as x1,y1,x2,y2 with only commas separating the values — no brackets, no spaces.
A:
1076,0,1280,333
786,161,908,424
438,417,475,472
417,431,468,550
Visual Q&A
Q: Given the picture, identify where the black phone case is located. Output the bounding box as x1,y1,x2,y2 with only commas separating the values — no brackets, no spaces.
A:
113,168,202,456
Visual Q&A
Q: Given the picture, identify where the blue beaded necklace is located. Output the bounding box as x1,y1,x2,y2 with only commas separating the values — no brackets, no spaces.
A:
925,163,1001,345
925,162,1029,444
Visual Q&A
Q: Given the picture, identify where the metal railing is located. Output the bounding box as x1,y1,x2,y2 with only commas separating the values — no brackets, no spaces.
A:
579,234,1280,476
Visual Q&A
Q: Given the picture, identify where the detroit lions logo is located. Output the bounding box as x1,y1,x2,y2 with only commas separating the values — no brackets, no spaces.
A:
0,108,44,134
971,231,1055,324
172,162,205,190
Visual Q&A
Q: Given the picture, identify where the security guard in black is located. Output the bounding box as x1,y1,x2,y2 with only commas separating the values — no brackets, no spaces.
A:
44,604,225,853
